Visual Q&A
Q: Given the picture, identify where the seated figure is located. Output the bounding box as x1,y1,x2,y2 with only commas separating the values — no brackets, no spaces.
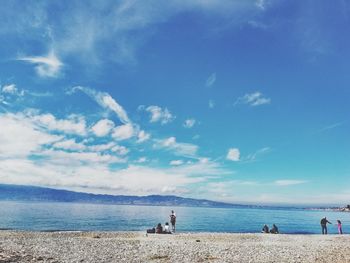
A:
155,223,163,234
270,224,279,234
261,224,269,233
163,222,171,234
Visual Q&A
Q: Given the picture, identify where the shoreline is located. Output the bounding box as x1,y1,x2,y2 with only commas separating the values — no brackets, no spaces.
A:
1,231,350,262
0,229,334,235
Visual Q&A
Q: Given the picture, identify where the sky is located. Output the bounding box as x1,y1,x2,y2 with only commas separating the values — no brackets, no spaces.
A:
0,0,349,205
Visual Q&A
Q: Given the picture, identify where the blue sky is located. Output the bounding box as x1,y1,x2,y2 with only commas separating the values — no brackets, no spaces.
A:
0,0,349,205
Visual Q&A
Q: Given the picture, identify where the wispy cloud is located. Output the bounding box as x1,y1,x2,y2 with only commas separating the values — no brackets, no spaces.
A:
170,160,184,166
318,121,346,132
144,105,175,125
18,51,63,78
1,1,268,69
235,91,271,106
1,84,24,96
226,148,240,161
154,137,198,158
209,100,215,109
137,130,151,143
183,118,196,128
255,0,266,10
274,180,308,186
71,86,130,124
243,147,271,162
205,73,216,87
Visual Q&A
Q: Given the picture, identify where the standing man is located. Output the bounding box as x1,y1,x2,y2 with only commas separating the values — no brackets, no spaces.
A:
320,217,332,234
170,210,176,233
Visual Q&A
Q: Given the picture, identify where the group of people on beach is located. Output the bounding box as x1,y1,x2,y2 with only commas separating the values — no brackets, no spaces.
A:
147,210,176,234
261,218,344,235
261,224,279,234
320,217,343,235
146,211,343,235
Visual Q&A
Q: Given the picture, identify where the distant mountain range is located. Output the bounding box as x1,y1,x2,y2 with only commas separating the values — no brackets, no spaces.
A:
0,184,256,208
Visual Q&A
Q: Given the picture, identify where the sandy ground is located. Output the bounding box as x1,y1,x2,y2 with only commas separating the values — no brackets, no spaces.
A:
0,231,350,263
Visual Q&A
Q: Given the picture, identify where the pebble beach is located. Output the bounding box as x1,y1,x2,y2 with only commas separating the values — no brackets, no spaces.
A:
1,231,350,263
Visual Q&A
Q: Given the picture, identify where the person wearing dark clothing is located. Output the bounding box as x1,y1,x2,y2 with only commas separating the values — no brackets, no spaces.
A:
270,224,279,234
156,223,163,234
320,217,332,234
261,224,269,233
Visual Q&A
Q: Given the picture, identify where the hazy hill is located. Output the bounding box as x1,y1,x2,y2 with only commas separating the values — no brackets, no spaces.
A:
0,184,252,208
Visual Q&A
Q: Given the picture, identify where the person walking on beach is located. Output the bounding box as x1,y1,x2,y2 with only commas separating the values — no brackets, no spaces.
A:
320,217,332,234
170,210,176,233
337,220,343,234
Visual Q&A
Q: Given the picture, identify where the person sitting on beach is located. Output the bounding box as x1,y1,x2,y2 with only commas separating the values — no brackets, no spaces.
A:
337,220,343,234
156,223,163,234
270,224,279,234
163,222,171,234
261,224,269,233
320,217,332,235
146,227,155,234
170,210,176,233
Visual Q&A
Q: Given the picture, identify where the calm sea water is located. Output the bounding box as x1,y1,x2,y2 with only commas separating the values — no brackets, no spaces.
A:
0,201,349,234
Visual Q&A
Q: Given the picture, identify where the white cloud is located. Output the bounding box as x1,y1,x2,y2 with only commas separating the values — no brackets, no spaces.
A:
112,123,134,141
0,107,234,197
137,130,150,143
170,160,184,166
2,1,270,68
18,51,63,78
72,86,130,124
30,112,87,135
274,180,308,186
235,91,271,106
0,113,61,158
227,148,240,161
88,142,115,152
91,119,115,137
135,157,147,163
205,72,216,87
53,139,86,151
169,158,230,177
145,105,175,125
183,118,196,128
41,149,126,166
154,137,198,157
1,84,24,96
0,159,203,196
111,145,129,155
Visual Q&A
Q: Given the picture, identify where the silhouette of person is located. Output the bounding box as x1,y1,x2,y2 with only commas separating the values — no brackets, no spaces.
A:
320,217,332,234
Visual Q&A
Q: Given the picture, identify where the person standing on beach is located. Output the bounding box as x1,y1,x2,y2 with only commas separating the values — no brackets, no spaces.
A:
337,220,343,234
170,210,176,233
320,217,332,234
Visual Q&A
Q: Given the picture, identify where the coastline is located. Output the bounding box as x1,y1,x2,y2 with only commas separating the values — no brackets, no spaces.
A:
1,231,350,263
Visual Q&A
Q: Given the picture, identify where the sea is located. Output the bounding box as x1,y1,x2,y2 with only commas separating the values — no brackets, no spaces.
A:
0,201,349,234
